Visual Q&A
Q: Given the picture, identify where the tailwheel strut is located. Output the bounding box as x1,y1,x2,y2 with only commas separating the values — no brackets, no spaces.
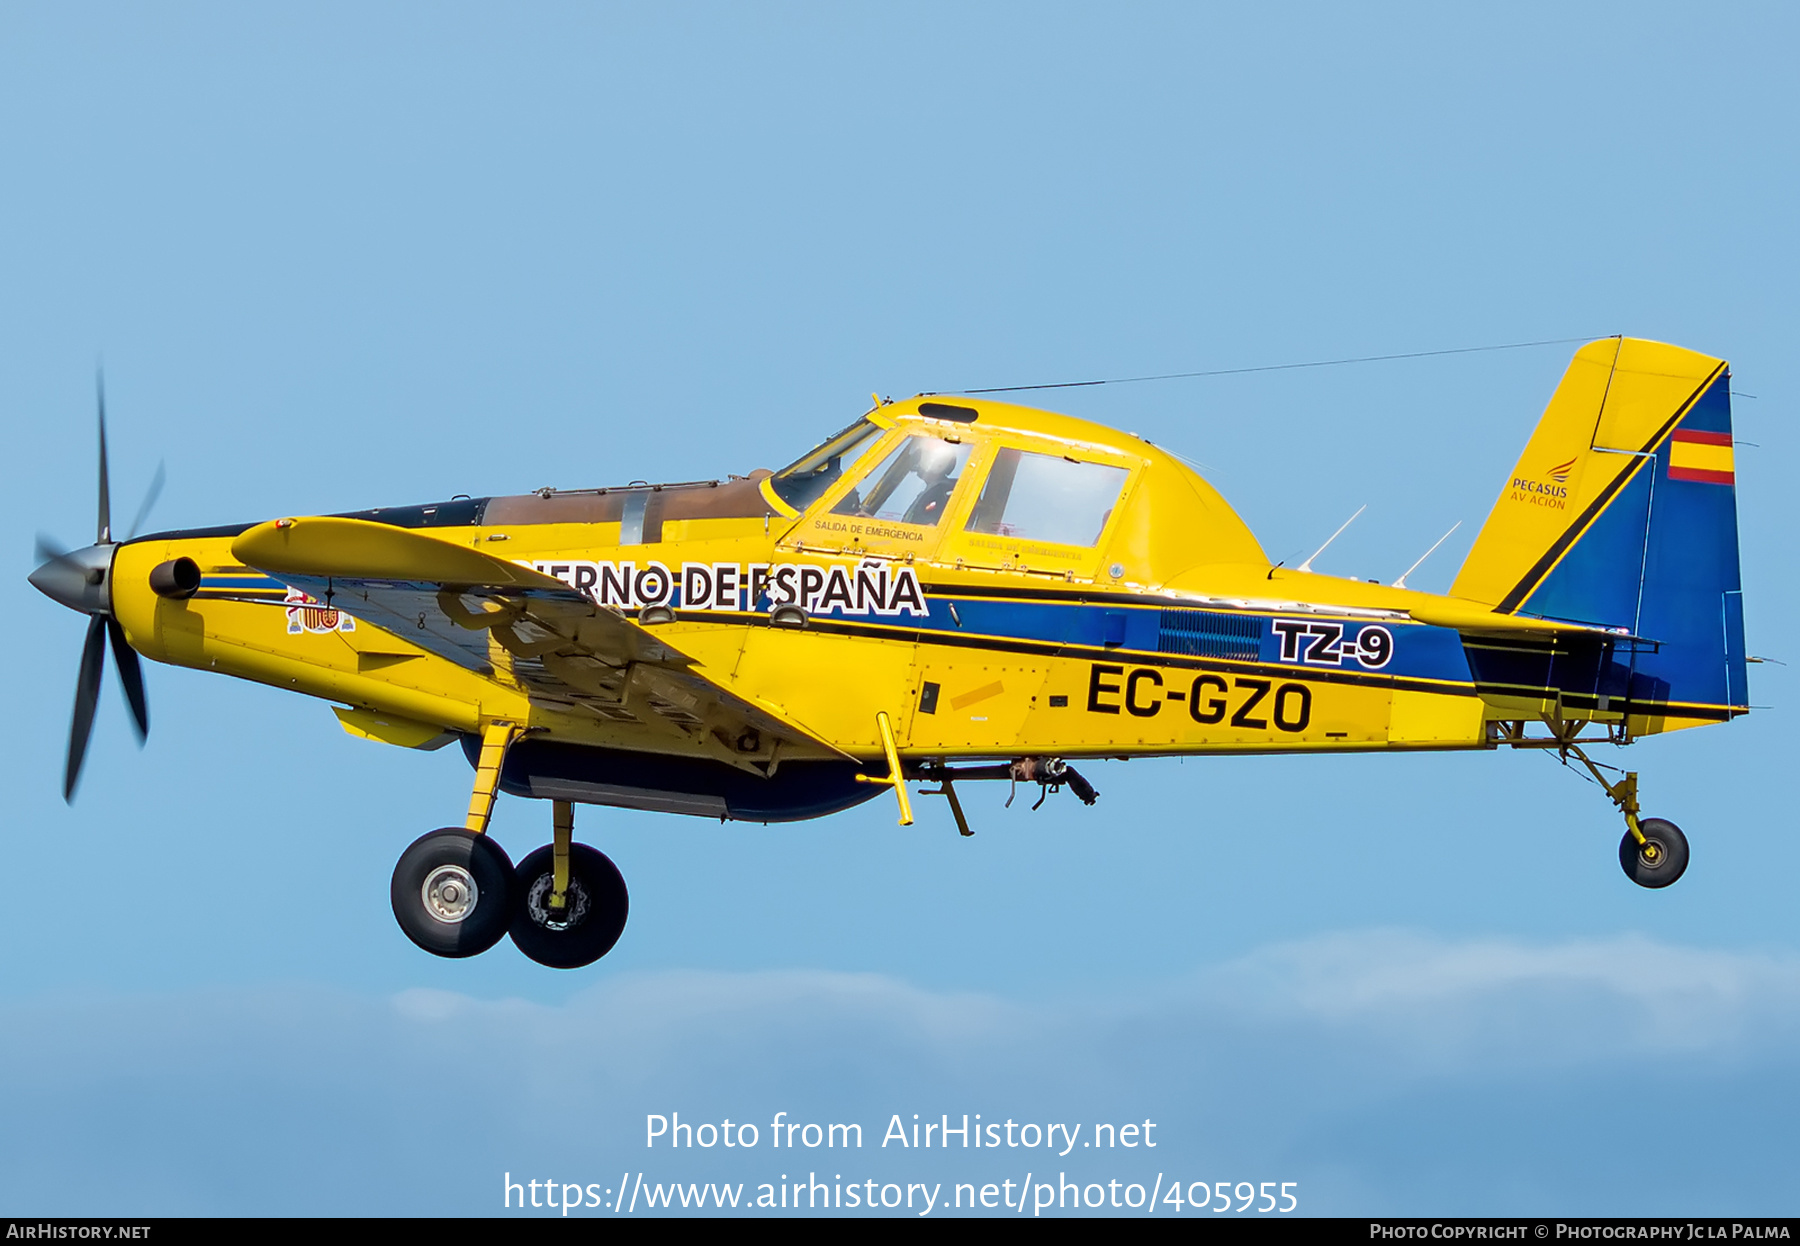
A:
1557,738,1689,889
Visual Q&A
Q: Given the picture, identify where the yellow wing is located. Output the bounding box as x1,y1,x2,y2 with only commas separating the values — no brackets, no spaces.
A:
231,516,847,770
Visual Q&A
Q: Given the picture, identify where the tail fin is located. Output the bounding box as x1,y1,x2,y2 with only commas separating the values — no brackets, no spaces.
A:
1452,337,1747,726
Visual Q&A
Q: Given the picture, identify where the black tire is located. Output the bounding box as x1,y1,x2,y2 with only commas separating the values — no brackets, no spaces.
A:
1620,817,1688,889
391,829,515,957
509,842,629,969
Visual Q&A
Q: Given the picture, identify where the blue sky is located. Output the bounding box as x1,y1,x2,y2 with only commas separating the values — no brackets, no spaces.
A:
2,1,1796,1217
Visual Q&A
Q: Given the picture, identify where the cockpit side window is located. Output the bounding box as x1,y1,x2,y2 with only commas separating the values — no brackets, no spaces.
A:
964,449,1130,546
831,435,973,527
768,419,888,512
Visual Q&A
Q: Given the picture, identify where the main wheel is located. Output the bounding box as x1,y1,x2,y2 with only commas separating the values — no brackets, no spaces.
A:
509,843,629,969
1619,817,1688,889
391,829,515,957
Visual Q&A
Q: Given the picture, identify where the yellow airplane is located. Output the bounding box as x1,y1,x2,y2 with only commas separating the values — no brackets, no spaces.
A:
30,337,1748,968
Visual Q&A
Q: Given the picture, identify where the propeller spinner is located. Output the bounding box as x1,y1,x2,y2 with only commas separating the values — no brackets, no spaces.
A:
29,379,161,801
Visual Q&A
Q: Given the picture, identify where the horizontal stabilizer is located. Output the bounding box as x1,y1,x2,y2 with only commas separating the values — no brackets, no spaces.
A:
1405,597,1638,642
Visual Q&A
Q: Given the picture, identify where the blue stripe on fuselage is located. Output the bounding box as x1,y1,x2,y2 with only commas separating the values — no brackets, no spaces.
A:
798,591,1477,686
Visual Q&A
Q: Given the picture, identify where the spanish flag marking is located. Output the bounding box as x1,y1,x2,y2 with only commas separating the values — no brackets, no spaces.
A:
1667,429,1734,485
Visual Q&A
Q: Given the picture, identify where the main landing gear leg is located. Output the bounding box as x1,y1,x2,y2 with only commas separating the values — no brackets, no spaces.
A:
390,721,521,957
550,798,574,916
510,801,629,969
1560,740,1689,889
465,721,520,836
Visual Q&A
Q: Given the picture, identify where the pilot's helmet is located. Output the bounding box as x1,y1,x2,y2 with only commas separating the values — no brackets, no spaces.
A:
915,440,958,480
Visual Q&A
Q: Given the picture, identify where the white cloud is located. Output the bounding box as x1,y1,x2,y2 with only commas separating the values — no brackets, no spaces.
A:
1183,929,1800,1062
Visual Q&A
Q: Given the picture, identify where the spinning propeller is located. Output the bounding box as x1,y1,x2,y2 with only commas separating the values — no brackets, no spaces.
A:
28,378,165,801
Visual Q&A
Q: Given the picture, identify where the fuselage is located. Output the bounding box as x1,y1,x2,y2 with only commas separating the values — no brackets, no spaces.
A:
92,391,1725,825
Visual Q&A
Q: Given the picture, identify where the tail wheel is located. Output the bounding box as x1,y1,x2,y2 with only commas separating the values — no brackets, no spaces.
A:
391,829,515,957
1619,817,1689,889
509,842,629,969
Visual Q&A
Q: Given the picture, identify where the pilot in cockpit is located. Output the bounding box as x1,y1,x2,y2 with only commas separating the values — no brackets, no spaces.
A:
899,439,961,525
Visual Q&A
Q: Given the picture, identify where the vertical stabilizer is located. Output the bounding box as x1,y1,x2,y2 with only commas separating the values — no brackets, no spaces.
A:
1452,338,1745,724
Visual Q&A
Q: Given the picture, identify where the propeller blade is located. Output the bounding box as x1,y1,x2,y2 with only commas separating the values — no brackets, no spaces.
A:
96,373,112,545
124,461,166,542
34,534,78,570
65,615,108,803
106,616,149,742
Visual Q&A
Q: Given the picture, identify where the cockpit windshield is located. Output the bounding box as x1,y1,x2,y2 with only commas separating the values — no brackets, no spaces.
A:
768,418,888,511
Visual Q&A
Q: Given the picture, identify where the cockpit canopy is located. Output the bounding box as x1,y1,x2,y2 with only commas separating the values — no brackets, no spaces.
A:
772,416,1128,548
766,402,1268,585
